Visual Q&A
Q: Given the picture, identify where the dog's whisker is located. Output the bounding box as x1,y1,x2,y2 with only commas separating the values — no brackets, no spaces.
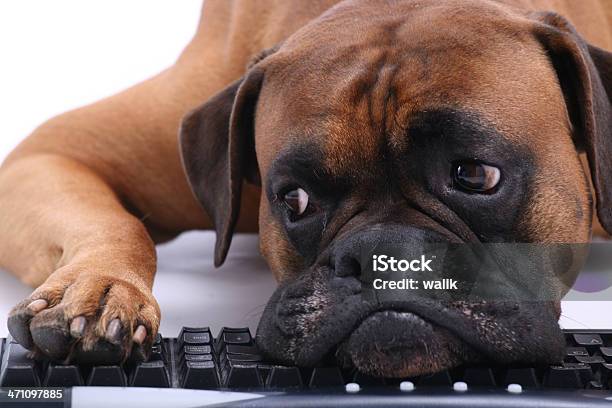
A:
560,313,590,328
240,303,269,321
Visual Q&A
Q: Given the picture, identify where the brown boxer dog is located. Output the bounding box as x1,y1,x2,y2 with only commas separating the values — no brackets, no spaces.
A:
0,0,610,376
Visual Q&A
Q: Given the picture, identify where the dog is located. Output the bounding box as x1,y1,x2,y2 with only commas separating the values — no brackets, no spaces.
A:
0,0,610,377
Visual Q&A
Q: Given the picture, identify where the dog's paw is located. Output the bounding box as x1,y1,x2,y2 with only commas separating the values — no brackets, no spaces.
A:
7,265,160,364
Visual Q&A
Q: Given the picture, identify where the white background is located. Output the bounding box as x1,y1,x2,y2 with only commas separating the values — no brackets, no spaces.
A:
0,0,202,162
0,1,609,335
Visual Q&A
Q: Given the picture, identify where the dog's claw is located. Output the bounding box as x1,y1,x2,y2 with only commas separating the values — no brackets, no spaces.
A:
105,319,123,343
133,325,147,344
27,299,48,313
70,316,86,338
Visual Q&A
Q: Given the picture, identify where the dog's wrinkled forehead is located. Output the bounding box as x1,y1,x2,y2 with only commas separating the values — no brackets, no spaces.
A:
254,0,568,177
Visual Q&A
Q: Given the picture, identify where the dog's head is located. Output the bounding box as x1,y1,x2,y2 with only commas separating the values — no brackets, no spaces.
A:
179,0,611,376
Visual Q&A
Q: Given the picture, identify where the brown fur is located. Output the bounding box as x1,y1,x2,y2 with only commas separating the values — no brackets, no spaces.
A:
0,0,610,360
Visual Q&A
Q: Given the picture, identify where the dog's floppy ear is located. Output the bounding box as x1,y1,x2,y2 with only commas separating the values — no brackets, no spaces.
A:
530,12,612,233
179,68,264,266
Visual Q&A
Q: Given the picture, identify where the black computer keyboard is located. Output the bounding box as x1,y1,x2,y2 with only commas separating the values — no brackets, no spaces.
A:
1,328,612,407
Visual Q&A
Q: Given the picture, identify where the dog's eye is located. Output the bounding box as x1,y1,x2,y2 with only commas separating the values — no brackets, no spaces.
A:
283,188,315,217
453,161,501,193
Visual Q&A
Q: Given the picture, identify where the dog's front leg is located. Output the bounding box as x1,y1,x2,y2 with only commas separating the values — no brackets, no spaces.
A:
0,154,160,362
0,0,284,362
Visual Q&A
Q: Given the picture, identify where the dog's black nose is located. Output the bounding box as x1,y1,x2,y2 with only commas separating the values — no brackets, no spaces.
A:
325,224,499,304
328,224,450,278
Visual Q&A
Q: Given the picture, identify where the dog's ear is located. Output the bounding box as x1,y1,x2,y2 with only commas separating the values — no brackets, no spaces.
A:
179,68,264,266
530,12,612,233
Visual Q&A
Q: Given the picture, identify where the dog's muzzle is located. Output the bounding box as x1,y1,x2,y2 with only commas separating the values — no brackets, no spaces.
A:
256,224,568,377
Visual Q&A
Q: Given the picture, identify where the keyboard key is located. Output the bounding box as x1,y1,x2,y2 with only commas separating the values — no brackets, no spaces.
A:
575,355,605,366
225,353,263,363
600,363,612,389
219,343,263,364
223,361,262,388
257,364,272,383
0,342,40,387
178,327,212,348
462,367,497,386
601,347,612,362
220,344,261,361
184,354,213,362
223,331,252,345
181,361,220,389
573,334,603,350
184,345,212,355
503,368,540,388
224,344,261,356
149,344,165,362
308,367,344,387
130,360,170,387
87,366,127,386
266,366,303,388
179,337,214,369
44,364,83,386
544,363,592,388
566,347,589,357
216,328,253,354
183,332,212,345
128,332,161,364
